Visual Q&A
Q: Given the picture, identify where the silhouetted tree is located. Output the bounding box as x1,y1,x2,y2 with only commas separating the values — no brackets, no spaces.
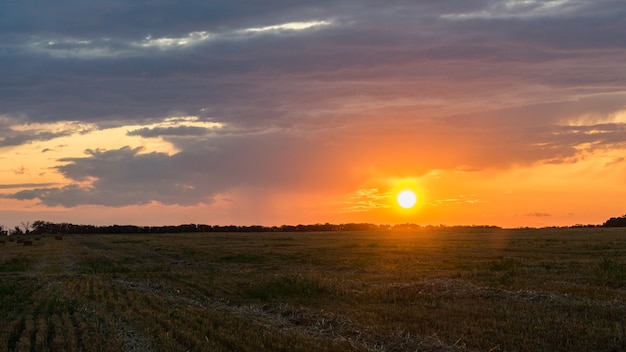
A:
604,215,626,227
16,220,444,235
20,221,32,234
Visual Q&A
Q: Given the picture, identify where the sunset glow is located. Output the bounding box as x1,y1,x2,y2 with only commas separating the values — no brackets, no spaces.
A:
2,1,626,229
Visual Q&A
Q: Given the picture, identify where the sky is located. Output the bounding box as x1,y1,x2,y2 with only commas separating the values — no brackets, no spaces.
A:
2,0,626,229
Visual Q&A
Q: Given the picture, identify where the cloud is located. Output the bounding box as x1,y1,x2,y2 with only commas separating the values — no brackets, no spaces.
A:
437,94,626,168
7,146,213,207
0,117,96,147
526,212,552,217
430,195,485,207
342,188,391,213
7,184,156,208
605,157,625,167
127,125,213,138
139,31,214,51
13,166,27,175
2,0,626,127
442,0,584,20
0,183,58,190
3,128,352,207
0,130,73,147
25,20,335,60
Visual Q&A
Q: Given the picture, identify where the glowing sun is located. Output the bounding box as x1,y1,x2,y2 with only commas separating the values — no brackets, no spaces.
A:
397,190,417,209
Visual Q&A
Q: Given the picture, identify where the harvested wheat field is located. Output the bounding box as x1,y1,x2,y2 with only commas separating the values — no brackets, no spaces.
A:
1,227,625,351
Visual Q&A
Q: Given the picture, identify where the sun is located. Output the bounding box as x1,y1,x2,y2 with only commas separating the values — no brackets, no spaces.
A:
397,190,417,209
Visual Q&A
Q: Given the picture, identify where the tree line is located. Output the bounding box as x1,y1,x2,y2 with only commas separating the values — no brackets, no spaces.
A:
2,215,623,236
0,221,501,236
3,221,391,235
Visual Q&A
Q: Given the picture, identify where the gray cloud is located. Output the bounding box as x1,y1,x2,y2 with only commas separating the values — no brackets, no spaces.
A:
127,126,212,138
4,129,350,207
0,183,58,190
7,146,215,207
0,1,337,39
526,212,552,217
2,0,626,126
0,129,74,147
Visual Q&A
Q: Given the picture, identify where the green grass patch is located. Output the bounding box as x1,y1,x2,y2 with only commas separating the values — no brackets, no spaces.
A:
246,276,323,300
79,257,132,274
218,253,265,264
0,282,18,298
110,239,145,244
594,257,625,288
0,279,37,317
487,257,519,271
0,257,34,272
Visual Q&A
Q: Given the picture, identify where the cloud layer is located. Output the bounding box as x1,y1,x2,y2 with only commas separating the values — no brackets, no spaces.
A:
3,0,626,124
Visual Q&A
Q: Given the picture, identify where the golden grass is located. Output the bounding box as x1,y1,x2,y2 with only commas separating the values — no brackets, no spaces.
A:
0,227,625,351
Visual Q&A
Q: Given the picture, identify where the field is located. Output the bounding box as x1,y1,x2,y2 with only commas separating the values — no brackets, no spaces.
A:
1,227,625,351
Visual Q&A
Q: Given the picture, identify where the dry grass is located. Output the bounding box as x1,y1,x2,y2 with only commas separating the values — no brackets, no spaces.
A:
1,227,625,351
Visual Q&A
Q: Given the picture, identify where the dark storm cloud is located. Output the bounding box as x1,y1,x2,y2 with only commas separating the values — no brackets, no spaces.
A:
3,130,345,207
2,0,625,126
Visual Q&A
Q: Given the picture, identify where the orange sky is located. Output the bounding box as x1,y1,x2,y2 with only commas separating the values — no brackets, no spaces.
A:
2,1,626,229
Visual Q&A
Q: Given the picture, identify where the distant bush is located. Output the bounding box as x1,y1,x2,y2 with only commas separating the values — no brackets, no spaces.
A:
603,215,626,227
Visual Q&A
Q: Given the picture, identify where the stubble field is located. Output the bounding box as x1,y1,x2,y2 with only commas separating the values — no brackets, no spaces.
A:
1,227,625,351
